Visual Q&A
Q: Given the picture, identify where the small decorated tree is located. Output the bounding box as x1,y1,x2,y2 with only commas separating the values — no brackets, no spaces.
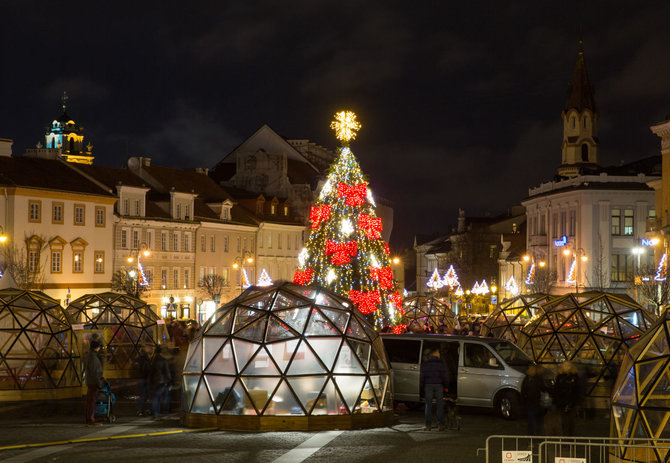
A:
293,111,401,327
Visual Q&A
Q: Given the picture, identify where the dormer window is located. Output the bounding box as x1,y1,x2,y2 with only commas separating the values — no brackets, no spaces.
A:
176,204,181,219
271,204,276,215
222,208,230,220
185,205,190,220
284,206,289,216
257,202,263,215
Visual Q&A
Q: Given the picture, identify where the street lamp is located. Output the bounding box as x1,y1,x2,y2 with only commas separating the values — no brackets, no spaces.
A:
233,252,254,293
0,226,7,244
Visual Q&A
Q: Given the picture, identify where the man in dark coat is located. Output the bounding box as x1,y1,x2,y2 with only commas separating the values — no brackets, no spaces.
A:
84,340,104,426
553,361,583,436
135,347,151,416
420,348,450,431
150,345,172,418
521,363,550,435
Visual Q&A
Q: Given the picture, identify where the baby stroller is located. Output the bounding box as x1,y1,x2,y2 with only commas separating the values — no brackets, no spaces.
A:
95,381,117,423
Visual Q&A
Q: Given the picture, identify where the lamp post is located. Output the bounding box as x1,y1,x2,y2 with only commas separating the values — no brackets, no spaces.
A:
232,252,254,294
563,247,587,293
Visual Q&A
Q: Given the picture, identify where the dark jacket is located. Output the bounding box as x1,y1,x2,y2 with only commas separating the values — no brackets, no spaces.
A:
84,349,104,388
521,372,549,408
135,351,151,380
150,353,172,388
420,356,449,390
553,372,582,410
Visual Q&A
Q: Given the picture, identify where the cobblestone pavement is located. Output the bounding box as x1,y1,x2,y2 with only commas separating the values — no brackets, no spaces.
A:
0,399,611,463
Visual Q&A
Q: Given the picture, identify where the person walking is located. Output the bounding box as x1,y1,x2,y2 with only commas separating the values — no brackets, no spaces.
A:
553,361,582,436
134,347,151,416
84,340,104,427
521,363,550,435
420,348,450,431
150,345,172,419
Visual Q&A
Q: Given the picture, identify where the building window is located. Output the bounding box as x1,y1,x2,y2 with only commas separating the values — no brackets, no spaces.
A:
284,206,289,216
176,204,181,219
173,233,180,252
624,209,634,236
29,250,40,273
560,212,566,236
201,235,206,252
134,200,140,216
236,237,241,252
74,204,85,225
611,209,621,235
184,233,191,252
552,213,558,239
146,230,153,250
52,202,64,224
29,200,41,223
256,202,263,215
161,269,167,289
174,268,179,289
277,233,282,249
295,235,298,249
287,235,291,250
121,229,128,249
73,252,83,273
530,217,537,236
250,238,254,253
224,236,229,252
94,251,104,273
611,254,633,282
123,199,129,216
259,233,263,249
267,233,272,249
161,232,168,251
569,210,576,236
185,205,190,220
210,236,216,252
243,238,247,252
51,251,62,273
145,268,154,289
95,206,105,227
540,215,546,235
222,208,229,220
271,204,276,215
581,144,589,162
133,230,140,250
184,268,190,289
649,209,656,219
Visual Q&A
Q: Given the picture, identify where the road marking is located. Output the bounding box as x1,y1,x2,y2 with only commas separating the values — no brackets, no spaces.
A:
272,430,343,463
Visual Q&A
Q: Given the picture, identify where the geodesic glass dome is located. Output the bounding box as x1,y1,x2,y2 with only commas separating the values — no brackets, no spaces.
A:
182,283,393,430
402,296,455,333
518,293,656,398
482,294,553,342
611,309,670,463
0,289,81,398
66,292,168,375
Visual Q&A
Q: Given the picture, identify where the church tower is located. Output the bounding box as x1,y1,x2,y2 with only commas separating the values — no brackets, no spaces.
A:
42,92,94,164
558,41,598,178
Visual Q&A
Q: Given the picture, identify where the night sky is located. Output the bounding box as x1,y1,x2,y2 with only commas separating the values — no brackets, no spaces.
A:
2,1,670,249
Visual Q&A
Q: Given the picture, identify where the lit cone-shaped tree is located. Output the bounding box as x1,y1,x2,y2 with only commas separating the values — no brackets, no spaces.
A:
293,111,401,328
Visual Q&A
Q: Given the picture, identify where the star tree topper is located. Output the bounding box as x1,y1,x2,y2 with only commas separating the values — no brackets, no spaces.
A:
330,111,361,146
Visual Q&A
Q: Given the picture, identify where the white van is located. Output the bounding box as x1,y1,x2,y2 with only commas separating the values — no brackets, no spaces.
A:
381,334,531,419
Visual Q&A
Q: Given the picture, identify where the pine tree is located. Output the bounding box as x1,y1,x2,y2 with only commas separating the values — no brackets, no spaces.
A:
293,111,401,327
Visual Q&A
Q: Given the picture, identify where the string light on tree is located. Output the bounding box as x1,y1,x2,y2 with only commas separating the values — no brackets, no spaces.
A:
293,111,399,327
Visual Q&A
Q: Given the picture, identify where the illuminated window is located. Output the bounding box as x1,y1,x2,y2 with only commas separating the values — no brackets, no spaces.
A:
51,251,62,273
121,229,128,249
73,252,83,273
74,204,85,225
29,201,41,223
94,251,104,273
284,206,289,216
95,206,105,227
161,269,167,289
145,268,154,288
611,209,621,235
611,254,633,282
173,268,179,289
624,209,634,236
184,268,190,289
52,202,64,224
271,204,276,215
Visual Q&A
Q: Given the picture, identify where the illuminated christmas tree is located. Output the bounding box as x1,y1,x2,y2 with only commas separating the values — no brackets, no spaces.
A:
293,111,401,326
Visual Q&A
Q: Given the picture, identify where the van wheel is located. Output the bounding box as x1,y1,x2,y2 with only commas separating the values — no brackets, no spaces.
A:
497,391,519,420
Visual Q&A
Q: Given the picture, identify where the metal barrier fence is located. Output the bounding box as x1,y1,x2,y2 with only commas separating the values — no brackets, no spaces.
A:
480,435,670,463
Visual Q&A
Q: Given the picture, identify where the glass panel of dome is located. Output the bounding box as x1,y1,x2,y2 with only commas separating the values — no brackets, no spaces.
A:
347,339,370,370
205,374,235,412
562,312,589,333
642,328,669,360
542,337,566,362
612,405,635,438
304,309,338,336
204,341,236,375
636,359,666,400
235,318,266,342
372,339,390,370
232,339,260,373
265,315,300,342
643,366,670,409
311,379,346,415
306,337,342,370
345,317,369,341
243,293,275,311
270,292,309,311
203,337,223,370
274,308,310,334
286,340,326,375
266,341,293,373
642,409,670,439
192,380,214,414
618,319,642,342
333,375,365,413
206,308,234,335
613,365,637,406
333,342,364,374
233,307,264,332
125,326,143,343
267,380,304,415
182,374,200,412
219,379,247,415
313,292,342,308
241,347,280,376
575,336,601,364
287,376,327,414
319,308,350,333
184,341,202,373
241,377,280,413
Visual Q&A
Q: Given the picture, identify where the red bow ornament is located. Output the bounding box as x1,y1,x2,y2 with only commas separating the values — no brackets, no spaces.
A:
337,183,367,206
359,214,382,239
325,239,358,265
388,291,403,310
383,242,391,255
293,268,314,285
309,205,331,229
370,266,394,290
349,290,381,315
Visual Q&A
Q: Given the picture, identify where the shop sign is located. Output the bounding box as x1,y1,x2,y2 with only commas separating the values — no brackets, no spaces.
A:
641,239,655,247
501,450,531,462
554,235,568,247
555,458,586,463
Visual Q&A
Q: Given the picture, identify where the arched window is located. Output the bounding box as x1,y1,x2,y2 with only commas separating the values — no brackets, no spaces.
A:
581,144,589,162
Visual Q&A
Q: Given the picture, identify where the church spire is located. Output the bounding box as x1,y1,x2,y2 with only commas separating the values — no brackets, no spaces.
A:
558,40,599,178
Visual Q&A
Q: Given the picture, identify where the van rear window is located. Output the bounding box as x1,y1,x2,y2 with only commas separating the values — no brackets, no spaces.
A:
382,338,421,363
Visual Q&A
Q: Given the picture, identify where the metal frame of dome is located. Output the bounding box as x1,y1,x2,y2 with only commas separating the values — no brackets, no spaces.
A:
482,294,554,343
182,283,393,431
66,292,169,378
518,292,656,402
611,309,670,463
402,296,455,332
0,289,81,400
